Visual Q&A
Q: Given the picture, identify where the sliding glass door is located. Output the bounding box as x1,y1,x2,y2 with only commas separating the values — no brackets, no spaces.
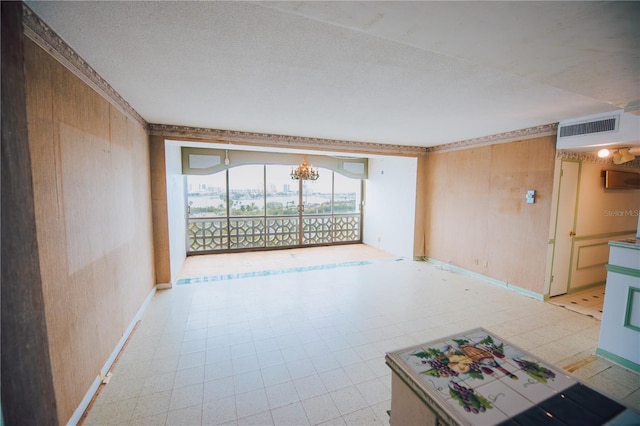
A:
186,164,362,254
266,165,300,247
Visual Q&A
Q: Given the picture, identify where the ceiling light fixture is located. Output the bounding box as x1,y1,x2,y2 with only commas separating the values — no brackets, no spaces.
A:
614,148,636,164
597,148,610,158
612,150,622,164
291,157,319,181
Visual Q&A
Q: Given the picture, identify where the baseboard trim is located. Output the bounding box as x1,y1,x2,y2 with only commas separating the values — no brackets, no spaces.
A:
595,348,640,373
425,258,544,301
67,284,159,426
156,282,172,290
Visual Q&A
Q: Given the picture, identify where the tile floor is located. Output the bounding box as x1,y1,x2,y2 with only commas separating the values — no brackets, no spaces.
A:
82,245,640,425
175,245,398,282
548,284,606,320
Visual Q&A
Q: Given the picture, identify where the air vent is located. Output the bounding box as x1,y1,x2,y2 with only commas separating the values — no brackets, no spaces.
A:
557,111,639,151
559,117,617,138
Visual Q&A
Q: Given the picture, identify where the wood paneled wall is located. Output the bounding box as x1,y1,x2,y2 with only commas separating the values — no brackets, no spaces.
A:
1,3,59,424
417,136,556,294
150,135,171,284
23,38,155,423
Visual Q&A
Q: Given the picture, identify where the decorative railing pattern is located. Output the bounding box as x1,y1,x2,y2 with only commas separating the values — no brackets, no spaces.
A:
188,214,361,253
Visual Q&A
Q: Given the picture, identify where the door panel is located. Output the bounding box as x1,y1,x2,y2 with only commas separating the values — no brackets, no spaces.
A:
550,161,579,297
302,168,332,245
266,165,299,247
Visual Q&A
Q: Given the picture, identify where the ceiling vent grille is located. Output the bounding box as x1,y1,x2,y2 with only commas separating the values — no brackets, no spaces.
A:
558,117,617,138
557,111,639,151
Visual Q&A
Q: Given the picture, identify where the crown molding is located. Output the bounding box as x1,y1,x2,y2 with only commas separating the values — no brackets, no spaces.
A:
148,123,427,156
22,3,147,129
426,123,558,154
557,150,640,168
19,3,562,156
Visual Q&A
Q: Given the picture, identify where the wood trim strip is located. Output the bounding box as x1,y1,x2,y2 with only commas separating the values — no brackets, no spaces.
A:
148,123,427,156
426,123,558,153
595,348,640,373
624,286,640,332
21,3,147,129
557,150,640,167
606,264,640,278
150,122,562,157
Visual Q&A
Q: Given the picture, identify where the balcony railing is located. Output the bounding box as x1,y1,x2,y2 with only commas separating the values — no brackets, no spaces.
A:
187,213,361,253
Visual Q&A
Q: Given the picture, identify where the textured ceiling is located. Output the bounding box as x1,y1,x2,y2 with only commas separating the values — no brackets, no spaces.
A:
25,1,640,148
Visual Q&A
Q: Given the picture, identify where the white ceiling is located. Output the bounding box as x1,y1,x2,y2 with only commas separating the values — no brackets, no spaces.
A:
25,1,640,148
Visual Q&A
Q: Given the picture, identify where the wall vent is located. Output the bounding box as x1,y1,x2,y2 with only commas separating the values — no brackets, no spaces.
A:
559,117,617,138
556,111,639,151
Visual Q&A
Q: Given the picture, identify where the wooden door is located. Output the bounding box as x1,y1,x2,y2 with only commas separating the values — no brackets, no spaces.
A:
550,160,580,297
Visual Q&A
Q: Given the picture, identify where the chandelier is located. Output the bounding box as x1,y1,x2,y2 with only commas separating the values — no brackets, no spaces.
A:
290,157,319,181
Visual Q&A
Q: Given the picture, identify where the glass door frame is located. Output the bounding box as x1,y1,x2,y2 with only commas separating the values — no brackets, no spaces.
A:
186,165,363,254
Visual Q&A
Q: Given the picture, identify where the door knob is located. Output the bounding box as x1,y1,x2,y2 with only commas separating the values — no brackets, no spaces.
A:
569,231,576,237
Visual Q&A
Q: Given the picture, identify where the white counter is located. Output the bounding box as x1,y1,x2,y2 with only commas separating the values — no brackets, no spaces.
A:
597,238,640,371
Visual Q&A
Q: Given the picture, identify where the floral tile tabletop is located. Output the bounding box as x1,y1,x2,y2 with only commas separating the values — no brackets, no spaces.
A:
386,328,633,425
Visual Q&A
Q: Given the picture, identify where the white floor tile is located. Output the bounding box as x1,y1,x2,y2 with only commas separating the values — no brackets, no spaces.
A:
135,412,167,426
181,338,207,355
83,397,137,425
237,409,274,426
206,346,232,364
333,348,362,367
302,393,341,425
165,404,202,426
230,341,256,358
173,365,205,388
141,371,176,396
270,401,310,425
97,375,146,404
232,354,260,374
202,396,236,424
204,359,233,381
265,381,300,409
233,370,264,394
319,368,353,392
178,351,206,370
254,337,280,353
286,358,317,379
132,390,171,420
169,382,203,411
294,374,327,400
235,388,270,419
204,376,235,402
309,353,339,373
330,386,369,416
261,364,292,387
84,249,640,425
355,378,390,406
259,349,285,369
344,362,376,385
341,406,384,425
316,416,347,426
